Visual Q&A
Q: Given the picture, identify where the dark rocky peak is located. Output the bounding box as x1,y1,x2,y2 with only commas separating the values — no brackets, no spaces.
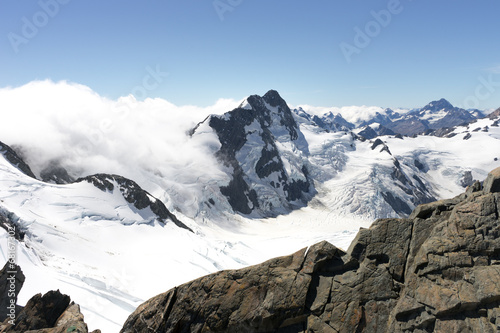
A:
359,126,378,140
358,124,395,140
262,89,286,108
293,107,312,121
370,138,391,155
0,263,25,323
326,113,354,130
76,174,192,232
249,90,299,140
311,115,327,129
193,90,312,216
468,108,484,118
431,107,476,129
324,111,352,124
121,167,500,333
385,117,430,136
218,90,299,142
384,107,403,120
487,107,500,120
377,124,396,136
422,98,454,112
311,112,354,132
40,160,75,184
359,111,394,127
0,141,36,179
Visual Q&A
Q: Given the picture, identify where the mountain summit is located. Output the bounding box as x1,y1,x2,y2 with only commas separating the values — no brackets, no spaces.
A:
192,90,313,216
421,98,454,112
384,98,478,136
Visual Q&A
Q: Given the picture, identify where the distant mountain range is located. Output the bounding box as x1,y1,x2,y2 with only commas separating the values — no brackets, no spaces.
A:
302,98,488,137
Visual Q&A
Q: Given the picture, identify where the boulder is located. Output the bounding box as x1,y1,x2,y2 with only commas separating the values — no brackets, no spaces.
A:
483,167,500,193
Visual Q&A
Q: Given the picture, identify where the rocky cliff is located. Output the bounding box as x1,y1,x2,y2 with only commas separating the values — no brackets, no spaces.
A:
121,167,500,332
191,90,313,216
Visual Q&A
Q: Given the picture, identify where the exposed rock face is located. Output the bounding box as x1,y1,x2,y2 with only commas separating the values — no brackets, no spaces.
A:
359,108,402,128
358,124,395,140
0,290,100,333
487,107,500,120
121,168,500,333
385,99,479,136
0,210,25,242
76,174,192,232
310,112,354,132
0,141,36,179
0,263,25,322
40,160,75,184
367,140,436,217
192,90,313,216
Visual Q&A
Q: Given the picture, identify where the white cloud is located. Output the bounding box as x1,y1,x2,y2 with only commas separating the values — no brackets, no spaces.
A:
0,80,240,217
294,104,393,126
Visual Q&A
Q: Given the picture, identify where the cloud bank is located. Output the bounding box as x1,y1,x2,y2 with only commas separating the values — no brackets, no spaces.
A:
0,80,414,217
0,80,241,216
294,104,410,126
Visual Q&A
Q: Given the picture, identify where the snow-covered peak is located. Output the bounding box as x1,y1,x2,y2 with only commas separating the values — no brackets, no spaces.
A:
191,90,312,216
422,98,454,112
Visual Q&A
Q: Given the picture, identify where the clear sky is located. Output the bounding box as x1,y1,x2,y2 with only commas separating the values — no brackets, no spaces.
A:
1,0,500,109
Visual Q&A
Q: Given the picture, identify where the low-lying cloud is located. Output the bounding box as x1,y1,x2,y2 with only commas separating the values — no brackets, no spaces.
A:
295,104,409,126
0,80,240,216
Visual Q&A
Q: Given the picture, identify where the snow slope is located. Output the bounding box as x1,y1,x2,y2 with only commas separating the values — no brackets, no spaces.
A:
0,84,499,332
0,149,365,332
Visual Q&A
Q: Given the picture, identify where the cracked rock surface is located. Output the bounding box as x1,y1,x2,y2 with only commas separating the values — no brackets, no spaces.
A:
121,167,500,333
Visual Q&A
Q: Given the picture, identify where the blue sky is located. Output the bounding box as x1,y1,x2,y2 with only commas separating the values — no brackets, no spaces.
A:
1,0,500,109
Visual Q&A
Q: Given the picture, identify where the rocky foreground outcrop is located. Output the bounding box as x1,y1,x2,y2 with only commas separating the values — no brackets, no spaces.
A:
0,264,98,333
0,289,100,333
121,168,500,332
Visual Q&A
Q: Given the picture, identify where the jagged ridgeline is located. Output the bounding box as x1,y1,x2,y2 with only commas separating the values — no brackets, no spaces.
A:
120,168,500,333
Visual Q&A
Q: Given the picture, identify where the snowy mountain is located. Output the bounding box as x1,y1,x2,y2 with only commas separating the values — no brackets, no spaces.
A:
384,98,479,136
295,98,482,139
0,84,499,332
355,123,396,139
191,90,313,216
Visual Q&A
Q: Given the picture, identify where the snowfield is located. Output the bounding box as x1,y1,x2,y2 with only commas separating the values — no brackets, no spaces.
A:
0,151,366,332
0,82,499,332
